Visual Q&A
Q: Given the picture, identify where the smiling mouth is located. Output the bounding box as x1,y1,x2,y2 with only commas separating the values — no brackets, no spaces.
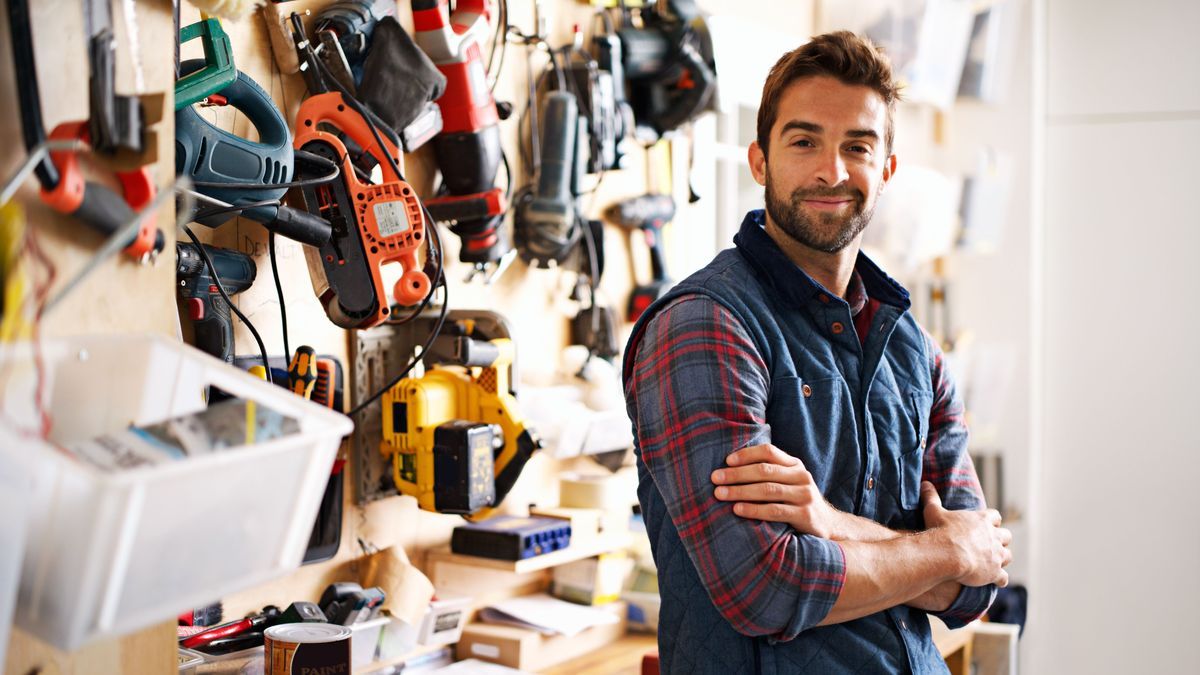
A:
802,199,854,210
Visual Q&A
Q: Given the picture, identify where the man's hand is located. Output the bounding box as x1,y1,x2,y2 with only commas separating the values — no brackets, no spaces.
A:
921,481,1013,587
711,444,846,539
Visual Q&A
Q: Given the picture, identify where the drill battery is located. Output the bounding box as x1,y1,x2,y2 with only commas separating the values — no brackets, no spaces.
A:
432,420,498,514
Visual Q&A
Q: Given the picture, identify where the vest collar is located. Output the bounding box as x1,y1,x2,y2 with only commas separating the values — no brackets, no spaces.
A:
733,210,911,311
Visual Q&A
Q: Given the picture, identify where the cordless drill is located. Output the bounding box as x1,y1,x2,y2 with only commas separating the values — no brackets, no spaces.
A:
605,194,677,322
176,242,257,363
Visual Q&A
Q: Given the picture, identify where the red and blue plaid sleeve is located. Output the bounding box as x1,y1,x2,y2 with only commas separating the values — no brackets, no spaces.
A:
920,327,997,627
625,295,847,639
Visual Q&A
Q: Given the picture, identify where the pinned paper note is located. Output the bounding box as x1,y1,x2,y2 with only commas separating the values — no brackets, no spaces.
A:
364,546,436,627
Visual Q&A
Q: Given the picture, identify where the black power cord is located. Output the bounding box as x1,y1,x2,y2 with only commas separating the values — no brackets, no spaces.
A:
181,224,271,376
347,201,449,418
269,231,290,360
191,198,282,223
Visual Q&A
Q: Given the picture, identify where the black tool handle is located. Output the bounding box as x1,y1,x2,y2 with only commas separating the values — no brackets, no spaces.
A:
493,430,541,509
268,206,333,247
644,225,667,282
75,181,165,254
194,296,235,363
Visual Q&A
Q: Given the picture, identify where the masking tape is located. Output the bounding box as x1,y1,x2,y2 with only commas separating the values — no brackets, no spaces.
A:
559,472,625,510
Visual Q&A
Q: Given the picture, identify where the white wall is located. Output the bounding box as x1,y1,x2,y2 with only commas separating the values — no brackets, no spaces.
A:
1032,0,1200,672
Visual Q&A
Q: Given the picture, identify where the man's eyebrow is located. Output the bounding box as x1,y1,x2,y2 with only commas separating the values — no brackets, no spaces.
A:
847,129,880,140
778,121,880,141
779,120,822,135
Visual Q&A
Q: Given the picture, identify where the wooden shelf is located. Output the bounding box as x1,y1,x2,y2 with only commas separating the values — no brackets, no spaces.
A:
355,641,449,674
426,532,634,574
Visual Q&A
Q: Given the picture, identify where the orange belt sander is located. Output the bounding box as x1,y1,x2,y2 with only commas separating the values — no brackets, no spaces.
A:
291,92,430,328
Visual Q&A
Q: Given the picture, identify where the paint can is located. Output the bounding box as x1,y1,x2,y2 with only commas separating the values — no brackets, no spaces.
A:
264,622,352,675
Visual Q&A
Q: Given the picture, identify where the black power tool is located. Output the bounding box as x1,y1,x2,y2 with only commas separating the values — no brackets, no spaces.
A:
605,194,676,322
514,91,583,268
175,60,332,248
616,0,717,140
176,242,257,363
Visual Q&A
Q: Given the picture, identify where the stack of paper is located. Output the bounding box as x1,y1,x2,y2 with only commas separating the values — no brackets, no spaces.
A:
478,594,621,637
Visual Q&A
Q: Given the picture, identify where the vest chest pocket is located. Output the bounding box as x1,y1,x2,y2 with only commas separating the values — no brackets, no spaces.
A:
766,376,851,489
898,389,934,510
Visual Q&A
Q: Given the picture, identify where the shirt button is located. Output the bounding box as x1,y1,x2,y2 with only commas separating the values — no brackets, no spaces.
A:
900,620,908,630
920,436,927,449
831,322,844,335
801,384,812,398
867,476,874,490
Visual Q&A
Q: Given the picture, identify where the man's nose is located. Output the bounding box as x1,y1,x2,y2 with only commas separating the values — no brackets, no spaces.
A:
813,147,848,186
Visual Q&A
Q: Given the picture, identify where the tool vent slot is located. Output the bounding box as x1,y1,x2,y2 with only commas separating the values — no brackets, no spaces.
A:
192,137,208,175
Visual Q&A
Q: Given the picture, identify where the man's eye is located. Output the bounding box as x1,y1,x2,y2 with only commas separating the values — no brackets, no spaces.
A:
847,144,871,154
792,138,814,147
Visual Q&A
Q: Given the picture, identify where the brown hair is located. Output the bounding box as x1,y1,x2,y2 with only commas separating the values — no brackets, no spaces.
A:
756,31,901,157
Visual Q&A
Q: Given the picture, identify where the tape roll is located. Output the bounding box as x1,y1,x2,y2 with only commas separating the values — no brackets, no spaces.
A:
559,472,625,510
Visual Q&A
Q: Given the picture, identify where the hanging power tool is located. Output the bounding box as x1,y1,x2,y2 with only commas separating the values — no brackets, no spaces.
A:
290,92,431,329
513,89,582,268
311,0,386,95
310,2,445,153
7,0,163,260
175,59,334,249
411,0,512,270
616,0,717,140
605,194,676,322
176,241,257,363
579,15,634,174
380,318,541,520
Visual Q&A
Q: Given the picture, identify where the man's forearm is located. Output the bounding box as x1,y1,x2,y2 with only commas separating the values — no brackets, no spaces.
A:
817,530,963,626
828,510,961,612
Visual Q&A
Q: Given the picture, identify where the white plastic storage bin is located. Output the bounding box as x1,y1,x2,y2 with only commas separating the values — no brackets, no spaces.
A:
0,334,353,650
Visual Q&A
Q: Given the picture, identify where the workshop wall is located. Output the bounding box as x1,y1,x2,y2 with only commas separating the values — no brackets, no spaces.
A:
186,0,679,621
2,0,702,668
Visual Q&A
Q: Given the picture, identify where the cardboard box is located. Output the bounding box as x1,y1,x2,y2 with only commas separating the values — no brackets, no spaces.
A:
455,602,627,671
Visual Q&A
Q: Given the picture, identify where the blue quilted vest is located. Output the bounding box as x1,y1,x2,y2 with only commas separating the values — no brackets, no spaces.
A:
626,211,949,674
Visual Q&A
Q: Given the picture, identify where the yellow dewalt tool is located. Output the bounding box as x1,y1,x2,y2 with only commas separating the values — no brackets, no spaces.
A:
380,323,541,519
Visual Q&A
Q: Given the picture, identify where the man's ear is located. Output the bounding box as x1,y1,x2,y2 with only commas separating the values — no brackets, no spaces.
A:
748,141,767,186
881,154,898,187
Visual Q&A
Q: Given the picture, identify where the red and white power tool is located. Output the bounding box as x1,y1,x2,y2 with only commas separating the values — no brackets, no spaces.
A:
411,0,510,271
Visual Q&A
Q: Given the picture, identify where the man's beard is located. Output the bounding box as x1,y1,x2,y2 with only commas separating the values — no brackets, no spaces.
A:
764,173,875,254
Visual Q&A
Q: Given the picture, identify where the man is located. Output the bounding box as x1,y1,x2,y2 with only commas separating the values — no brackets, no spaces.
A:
622,32,1012,674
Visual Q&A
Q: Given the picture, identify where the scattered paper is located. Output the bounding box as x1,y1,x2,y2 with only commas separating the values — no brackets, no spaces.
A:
478,593,620,637
431,659,534,675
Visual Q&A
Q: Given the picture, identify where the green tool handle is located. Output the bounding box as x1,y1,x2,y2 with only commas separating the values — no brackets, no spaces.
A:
175,18,236,110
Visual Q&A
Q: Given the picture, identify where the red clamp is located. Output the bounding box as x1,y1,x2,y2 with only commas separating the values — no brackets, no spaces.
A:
38,121,158,259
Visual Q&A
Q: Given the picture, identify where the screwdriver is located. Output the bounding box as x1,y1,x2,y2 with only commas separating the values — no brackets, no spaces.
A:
287,345,317,399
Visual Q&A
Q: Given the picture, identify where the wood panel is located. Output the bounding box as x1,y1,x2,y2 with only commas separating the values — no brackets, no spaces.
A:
2,0,704,670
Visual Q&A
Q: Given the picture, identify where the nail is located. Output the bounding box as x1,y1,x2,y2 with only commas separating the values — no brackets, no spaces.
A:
715,487,728,499
712,470,724,482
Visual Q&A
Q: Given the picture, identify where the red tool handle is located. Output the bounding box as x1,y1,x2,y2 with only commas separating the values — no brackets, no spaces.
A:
39,121,161,259
179,617,253,649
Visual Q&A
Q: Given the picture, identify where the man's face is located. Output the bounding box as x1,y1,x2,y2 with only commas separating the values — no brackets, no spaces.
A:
749,76,895,254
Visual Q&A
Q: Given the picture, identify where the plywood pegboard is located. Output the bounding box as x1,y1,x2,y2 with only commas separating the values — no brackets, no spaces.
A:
3,0,710,667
